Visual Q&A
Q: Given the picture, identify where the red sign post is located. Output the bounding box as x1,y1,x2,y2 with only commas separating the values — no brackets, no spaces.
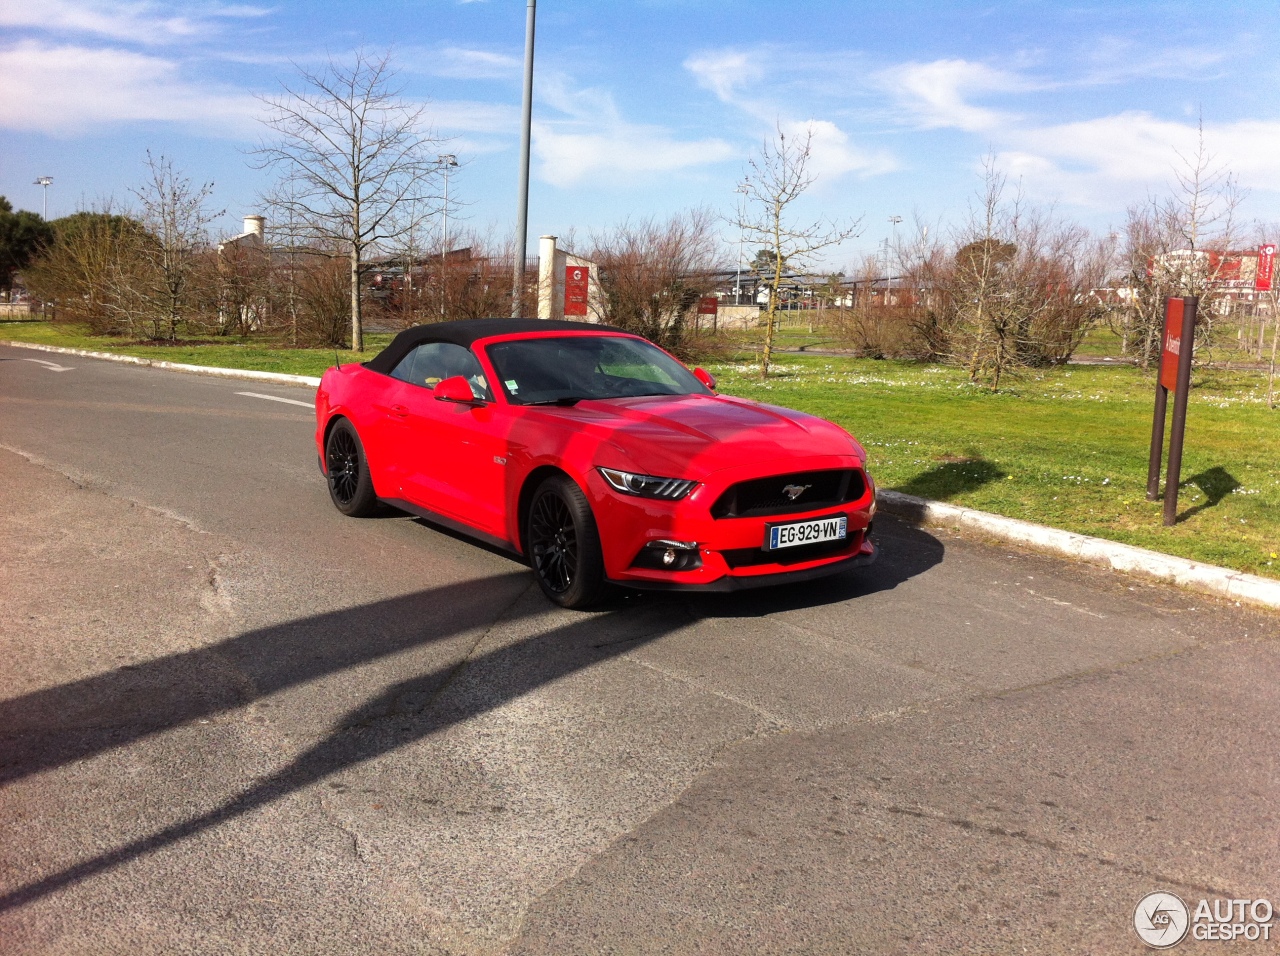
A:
696,295,719,331
1257,244,1276,292
564,266,589,317
1146,296,1198,525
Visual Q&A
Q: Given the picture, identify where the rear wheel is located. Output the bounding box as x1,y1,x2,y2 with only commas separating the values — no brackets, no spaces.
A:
325,419,378,517
526,475,606,609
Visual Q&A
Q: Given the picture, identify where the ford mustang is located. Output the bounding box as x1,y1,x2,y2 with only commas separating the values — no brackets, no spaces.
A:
316,318,877,608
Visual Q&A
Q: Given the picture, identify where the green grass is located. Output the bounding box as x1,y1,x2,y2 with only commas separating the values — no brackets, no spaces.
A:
5,320,1277,580
0,321,392,377
708,355,1280,580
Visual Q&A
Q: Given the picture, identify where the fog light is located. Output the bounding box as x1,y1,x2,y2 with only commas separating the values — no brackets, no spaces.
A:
631,539,703,572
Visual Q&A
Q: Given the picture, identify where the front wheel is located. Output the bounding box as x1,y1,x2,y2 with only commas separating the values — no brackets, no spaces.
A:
526,475,606,609
324,419,379,517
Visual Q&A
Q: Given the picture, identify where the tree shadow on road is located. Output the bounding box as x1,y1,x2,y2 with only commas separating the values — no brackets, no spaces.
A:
0,520,944,912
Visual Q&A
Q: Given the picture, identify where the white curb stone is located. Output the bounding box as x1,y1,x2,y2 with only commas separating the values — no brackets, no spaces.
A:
1,340,322,387
877,490,1280,612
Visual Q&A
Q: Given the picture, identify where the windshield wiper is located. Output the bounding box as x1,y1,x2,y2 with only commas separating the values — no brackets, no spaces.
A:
526,397,583,407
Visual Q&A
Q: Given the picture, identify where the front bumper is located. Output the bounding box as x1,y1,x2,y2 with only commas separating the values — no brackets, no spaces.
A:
589,455,877,592
610,539,878,592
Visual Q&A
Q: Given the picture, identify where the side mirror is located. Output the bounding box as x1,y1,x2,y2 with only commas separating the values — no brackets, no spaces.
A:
693,367,717,390
434,375,478,404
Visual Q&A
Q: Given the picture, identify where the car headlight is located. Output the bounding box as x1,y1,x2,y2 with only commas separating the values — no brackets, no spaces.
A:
598,467,697,500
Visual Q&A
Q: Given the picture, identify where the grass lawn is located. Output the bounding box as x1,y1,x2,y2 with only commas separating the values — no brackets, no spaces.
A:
708,355,1280,581
5,320,1277,580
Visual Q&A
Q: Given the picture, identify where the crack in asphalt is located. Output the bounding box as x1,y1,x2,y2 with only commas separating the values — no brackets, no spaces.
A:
873,801,1238,898
0,442,211,535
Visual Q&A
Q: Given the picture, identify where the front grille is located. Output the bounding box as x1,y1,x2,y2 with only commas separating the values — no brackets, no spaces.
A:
722,533,859,569
710,469,866,519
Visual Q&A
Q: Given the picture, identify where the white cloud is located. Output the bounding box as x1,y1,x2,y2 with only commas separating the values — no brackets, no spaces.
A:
531,75,734,186
877,59,1027,132
534,124,736,188
402,45,521,80
0,41,260,135
1000,112,1280,207
684,49,764,107
779,119,897,181
0,0,269,46
428,100,520,135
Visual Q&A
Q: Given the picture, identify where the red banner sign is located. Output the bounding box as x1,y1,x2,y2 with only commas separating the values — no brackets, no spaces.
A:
1257,244,1276,291
1159,298,1185,392
697,296,718,316
564,265,589,317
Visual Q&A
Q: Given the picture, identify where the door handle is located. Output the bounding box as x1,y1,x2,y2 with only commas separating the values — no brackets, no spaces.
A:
390,404,409,418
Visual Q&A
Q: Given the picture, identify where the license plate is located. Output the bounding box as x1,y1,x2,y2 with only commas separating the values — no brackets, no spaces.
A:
765,514,848,551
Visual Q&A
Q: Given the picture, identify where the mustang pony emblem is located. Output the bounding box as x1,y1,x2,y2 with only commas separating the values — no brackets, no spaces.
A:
781,483,812,501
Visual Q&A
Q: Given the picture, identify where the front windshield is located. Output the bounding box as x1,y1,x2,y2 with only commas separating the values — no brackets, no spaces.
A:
485,335,708,406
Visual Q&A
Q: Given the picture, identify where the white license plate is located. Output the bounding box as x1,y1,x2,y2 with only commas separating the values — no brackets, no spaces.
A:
765,514,848,551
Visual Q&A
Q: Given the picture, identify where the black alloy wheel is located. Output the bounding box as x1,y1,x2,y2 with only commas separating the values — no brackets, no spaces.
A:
527,475,606,609
325,419,378,517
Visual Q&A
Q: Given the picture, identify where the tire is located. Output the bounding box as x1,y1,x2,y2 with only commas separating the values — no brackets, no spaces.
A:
324,419,379,517
526,475,607,609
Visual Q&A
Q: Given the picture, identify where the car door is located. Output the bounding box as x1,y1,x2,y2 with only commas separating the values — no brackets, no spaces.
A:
393,343,509,537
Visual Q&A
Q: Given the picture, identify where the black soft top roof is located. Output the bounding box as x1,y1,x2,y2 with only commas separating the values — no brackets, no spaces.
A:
365,318,629,375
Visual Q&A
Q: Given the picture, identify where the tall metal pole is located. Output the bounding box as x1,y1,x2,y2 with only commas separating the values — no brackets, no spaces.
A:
512,0,537,318
438,154,457,319
34,176,52,219
887,215,902,306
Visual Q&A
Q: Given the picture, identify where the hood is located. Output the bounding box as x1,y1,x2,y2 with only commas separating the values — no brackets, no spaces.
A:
536,393,860,478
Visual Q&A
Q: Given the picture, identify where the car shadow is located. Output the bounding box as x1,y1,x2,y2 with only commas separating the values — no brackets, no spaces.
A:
0,516,941,912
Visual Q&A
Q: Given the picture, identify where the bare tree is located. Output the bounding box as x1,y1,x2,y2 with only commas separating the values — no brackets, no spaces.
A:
732,125,861,377
587,209,721,353
131,152,222,340
1120,121,1246,367
939,159,1109,389
254,49,444,351
25,205,149,335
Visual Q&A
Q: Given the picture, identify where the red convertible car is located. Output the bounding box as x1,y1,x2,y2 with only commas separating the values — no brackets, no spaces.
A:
316,319,877,608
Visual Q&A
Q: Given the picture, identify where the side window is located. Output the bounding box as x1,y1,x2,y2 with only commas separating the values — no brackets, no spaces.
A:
389,343,492,400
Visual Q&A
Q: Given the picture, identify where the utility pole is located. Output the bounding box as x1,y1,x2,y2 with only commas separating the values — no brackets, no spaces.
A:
512,0,536,318
34,176,52,219
438,154,458,319
887,215,902,306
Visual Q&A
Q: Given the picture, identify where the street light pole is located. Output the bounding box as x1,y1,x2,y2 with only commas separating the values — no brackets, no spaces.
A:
886,215,902,306
512,0,536,318
34,176,52,219
438,154,458,319
734,183,748,306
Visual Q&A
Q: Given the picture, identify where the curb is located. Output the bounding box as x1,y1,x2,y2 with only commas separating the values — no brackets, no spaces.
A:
877,490,1280,612
1,340,323,388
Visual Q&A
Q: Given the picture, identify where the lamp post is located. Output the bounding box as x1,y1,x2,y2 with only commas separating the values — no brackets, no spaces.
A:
438,154,458,319
512,0,537,317
886,215,902,306
734,183,749,306
34,176,52,219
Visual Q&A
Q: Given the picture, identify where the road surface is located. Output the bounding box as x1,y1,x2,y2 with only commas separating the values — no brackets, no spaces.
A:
0,342,1276,954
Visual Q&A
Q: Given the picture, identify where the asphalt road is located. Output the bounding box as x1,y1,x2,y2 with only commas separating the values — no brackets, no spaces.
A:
1,342,1277,955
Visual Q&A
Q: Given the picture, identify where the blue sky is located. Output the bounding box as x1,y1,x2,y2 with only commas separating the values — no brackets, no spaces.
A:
3,0,1279,268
